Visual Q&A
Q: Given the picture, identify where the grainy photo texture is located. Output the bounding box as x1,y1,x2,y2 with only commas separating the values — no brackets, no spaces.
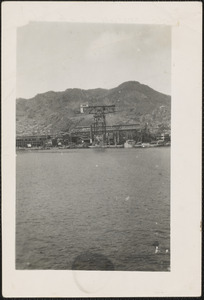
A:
16,23,171,271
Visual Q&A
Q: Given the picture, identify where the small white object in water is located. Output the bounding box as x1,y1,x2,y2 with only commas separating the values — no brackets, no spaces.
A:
156,222,158,225
96,164,98,167
125,196,130,201
155,246,159,254
165,249,169,253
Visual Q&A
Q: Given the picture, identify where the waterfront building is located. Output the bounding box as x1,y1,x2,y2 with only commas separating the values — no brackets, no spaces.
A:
16,135,51,148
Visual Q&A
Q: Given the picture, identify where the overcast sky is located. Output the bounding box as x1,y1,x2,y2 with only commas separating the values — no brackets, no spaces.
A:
17,22,171,99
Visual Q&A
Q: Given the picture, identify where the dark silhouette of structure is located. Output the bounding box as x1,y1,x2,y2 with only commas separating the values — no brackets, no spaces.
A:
80,105,115,145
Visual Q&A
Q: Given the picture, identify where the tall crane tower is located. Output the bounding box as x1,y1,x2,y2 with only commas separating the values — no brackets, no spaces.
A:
80,104,115,145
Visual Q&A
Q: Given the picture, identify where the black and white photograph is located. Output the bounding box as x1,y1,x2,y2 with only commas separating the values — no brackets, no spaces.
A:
2,2,202,297
16,22,171,272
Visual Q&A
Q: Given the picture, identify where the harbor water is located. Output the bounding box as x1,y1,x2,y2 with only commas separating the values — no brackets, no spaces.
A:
16,148,170,271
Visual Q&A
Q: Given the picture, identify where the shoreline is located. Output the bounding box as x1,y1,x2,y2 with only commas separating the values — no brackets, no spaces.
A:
16,145,170,153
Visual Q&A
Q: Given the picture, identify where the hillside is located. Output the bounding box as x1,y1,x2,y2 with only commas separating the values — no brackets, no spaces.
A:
16,81,171,135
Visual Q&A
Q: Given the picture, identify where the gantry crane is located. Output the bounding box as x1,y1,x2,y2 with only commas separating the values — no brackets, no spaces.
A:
80,104,115,145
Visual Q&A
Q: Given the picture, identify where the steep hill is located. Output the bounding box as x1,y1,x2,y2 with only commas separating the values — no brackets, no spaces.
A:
16,81,171,135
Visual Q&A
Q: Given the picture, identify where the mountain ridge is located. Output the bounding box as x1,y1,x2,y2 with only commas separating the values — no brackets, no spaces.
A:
16,81,171,135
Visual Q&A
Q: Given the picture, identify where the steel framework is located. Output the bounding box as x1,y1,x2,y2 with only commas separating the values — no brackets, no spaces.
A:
81,105,115,145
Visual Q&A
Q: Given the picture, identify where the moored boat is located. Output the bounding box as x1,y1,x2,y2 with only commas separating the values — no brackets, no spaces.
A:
124,140,136,148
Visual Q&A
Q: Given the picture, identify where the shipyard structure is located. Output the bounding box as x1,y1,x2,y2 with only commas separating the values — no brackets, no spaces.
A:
16,104,170,148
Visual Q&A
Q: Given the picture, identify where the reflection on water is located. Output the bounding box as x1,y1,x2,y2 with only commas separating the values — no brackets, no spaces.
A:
16,148,170,271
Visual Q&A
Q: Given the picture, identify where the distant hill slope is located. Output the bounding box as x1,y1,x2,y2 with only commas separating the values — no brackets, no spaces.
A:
16,81,171,135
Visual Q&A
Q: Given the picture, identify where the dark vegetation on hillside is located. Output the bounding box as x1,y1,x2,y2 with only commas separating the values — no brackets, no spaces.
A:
16,81,171,135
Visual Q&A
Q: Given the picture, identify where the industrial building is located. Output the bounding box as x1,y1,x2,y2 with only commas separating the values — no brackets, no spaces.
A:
16,104,170,148
70,123,142,145
16,135,52,148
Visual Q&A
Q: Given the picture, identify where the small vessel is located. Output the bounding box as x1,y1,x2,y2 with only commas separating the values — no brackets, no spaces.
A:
124,140,136,148
149,141,158,147
89,145,106,149
134,142,142,148
106,144,124,148
141,143,151,148
89,144,123,149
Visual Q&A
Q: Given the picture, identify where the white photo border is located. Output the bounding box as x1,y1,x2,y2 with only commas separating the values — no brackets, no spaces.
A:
2,1,202,297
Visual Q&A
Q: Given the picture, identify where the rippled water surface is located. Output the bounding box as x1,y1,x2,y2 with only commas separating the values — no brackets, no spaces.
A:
16,148,170,271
